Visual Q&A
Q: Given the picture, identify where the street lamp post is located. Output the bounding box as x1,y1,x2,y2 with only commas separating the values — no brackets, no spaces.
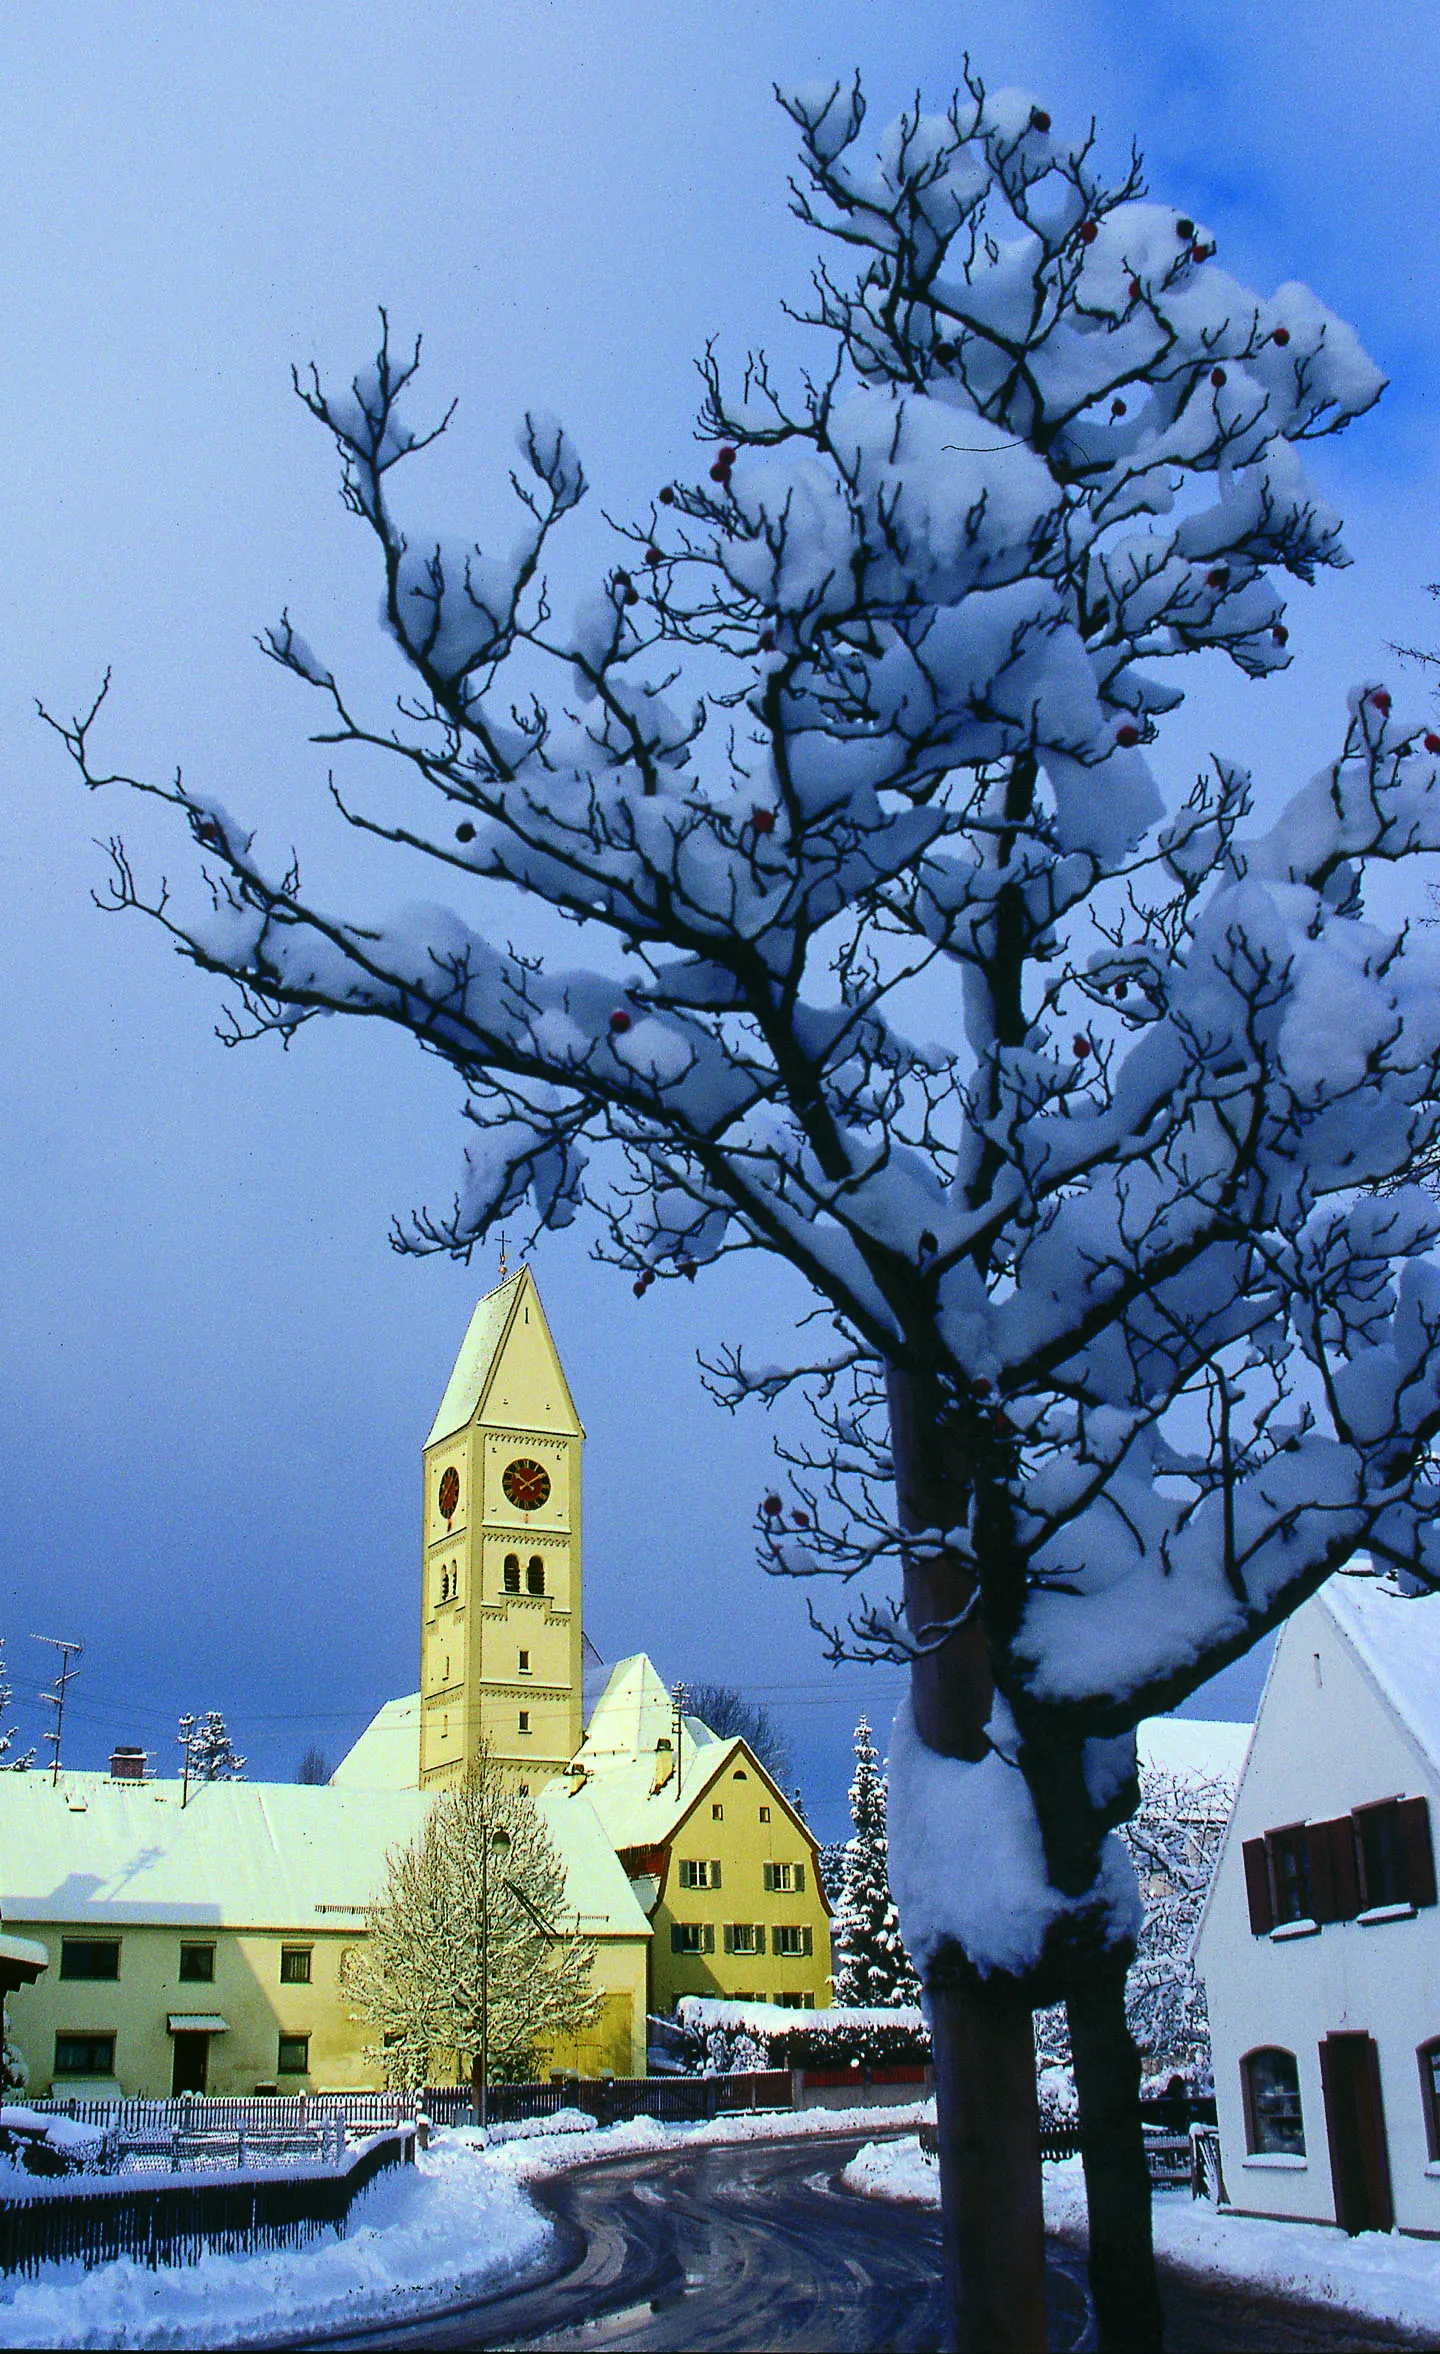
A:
476,1825,511,2130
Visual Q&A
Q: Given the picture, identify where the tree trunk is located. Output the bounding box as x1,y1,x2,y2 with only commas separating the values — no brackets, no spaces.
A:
931,1977,1049,2353
888,1368,1049,2354
1067,1956,1165,2351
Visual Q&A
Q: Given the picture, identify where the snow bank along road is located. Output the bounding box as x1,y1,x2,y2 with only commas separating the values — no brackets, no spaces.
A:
294,2133,1432,2353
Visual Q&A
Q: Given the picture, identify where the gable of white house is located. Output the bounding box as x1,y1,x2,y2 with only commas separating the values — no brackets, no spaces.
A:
1196,1575,1440,2237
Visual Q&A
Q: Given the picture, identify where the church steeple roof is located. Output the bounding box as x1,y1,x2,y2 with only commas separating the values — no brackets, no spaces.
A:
425,1265,580,1447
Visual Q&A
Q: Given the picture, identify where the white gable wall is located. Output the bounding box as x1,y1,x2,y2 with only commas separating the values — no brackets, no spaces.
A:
1197,1585,1440,2233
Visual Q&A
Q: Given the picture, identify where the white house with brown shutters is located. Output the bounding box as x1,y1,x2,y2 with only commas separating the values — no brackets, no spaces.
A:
1195,1570,1440,2237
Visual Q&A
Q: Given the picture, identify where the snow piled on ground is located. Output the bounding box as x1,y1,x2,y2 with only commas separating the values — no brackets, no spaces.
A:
845,2138,1440,2340
0,2104,932,2349
0,2137,549,2351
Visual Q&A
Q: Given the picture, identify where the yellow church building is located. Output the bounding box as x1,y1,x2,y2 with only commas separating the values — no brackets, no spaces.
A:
0,1269,829,2099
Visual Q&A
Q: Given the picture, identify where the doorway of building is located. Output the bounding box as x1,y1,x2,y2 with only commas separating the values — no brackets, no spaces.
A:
170,2031,210,2097
1319,2032,1393,2234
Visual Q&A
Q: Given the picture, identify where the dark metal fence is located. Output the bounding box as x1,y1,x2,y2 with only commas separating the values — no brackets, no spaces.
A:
421,2070,795,2129
0,2127,414,2276
29,2091,419,2133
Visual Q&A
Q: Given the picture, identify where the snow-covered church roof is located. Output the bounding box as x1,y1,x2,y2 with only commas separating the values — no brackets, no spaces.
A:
573,1653,809,1858
330,1692,421,1790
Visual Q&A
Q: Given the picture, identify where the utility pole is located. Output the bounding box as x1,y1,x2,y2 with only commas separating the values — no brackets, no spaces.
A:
178,1713,196,1809
33,1637,82,1786
475,1823,511,2130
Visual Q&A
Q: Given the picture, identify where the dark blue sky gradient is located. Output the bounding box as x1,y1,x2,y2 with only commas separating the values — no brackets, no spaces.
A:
3,2,1437,1835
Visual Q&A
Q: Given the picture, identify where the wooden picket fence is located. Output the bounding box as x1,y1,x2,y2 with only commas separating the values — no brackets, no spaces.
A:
0,2127,414,2275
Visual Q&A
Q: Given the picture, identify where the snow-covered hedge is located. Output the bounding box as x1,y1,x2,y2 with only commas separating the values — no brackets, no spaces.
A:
672,1997,929,2073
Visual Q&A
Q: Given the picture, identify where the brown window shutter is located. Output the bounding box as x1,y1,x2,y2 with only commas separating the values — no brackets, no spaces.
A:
1399,1797,1437,1908
1242,1837,1274,1934
1309,1816,1361,1922
802,1924,813,1957
795,1863,805,1892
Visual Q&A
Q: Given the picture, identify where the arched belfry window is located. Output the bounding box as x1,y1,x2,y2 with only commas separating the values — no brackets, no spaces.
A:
526,1556,545,1595
1242,2047,1306,2157
503,1554,520,1594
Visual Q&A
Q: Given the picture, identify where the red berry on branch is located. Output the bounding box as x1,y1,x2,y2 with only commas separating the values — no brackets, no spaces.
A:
763,1494,782,1518
759,630,776,652
1029,108,1051,132
972,1377,992,1395
609,1009,632,1033
1191,243,1210,262
751,808,776,835
791,1510,810,1529
624,588,639,606
1207,568,1229,589
633,1280,646,1298
1116,723,1141,747
719,446,737,464
1369,690,1392,716
1176,217,1195,239
195,819,222,847
1272,327,1290,347
1272,624,1289,646
1073,1034,1092,1058
1128,278,1143,301
709,461,729,483
1425,735,1440,755
1078,220,1099,244
646,546,662,566
919,1230,938,1256
659,485,676,503
455,821,476,843
681,1260,697,1281
1210,367,1227,388
1111,398,1127,417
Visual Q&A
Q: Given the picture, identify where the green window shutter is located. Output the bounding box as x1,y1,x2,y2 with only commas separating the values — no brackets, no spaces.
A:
756,1925,766,1954
724,1924,735,1954
704,1923,715,1954
670,1924,685,1954
713,1861,722,1889
763,1863,775,1893
795,1863,805,1892
802,1924,813,1956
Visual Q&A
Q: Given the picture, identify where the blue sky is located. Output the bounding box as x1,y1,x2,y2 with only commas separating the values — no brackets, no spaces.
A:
2,2,1437,1835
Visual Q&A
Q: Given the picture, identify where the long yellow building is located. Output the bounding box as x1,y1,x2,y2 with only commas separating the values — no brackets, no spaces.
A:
1,1266,829,2098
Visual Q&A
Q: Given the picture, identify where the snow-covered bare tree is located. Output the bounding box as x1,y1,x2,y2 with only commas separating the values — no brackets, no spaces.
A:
0,1642,34,1773
343,1749,600,2087
833,1713,920,2006
1035,1751,1237,2104
1121,1758,1234,2090
52,65,1437,2350
189,1710,246,1781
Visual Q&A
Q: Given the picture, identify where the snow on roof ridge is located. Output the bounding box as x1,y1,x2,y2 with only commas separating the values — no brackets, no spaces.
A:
425,1267,529,1447
1321,1569,1440,1779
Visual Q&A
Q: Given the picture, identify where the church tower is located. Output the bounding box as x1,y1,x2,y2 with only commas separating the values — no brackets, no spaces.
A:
419,1267,584,1792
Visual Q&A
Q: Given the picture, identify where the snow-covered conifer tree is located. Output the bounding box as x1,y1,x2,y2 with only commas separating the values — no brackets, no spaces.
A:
343,1748,600,2087
833,1714,920,2006
54,66,1437,2351
189,1710,246,1782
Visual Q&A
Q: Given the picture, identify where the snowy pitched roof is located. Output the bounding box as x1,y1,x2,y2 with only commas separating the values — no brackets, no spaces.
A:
1322,1572,1440,1778
575,1654,809,1857
426,1266,580,1447
0,1771,649,1940
0,1775,430,1931
1137,1717,1251,1785
330,1693,421,1790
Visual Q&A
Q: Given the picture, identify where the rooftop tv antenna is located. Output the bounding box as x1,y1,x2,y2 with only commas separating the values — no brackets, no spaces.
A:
33,1636,82,1786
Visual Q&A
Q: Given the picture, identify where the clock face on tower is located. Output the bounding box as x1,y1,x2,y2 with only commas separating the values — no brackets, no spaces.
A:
502,1457,551,1512
438,1467,460,1524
